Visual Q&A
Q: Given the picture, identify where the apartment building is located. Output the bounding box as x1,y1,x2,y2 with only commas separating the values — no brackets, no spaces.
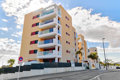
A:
88,47,99,69
77,34,88,63
88,47,97,53
20,4,77,63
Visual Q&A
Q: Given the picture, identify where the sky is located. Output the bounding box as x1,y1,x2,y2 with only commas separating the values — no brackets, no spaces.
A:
0,0,120,66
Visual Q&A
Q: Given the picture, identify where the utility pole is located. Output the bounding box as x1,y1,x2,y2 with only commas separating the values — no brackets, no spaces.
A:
102,38,107,70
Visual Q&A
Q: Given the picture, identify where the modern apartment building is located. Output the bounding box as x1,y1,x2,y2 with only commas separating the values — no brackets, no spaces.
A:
77,34,88,63
20,4,77,63
88,47,99,69
88,47,97,54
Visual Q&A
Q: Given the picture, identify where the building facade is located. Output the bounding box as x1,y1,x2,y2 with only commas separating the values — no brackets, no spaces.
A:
77,34,88,63
20,4,77,63
88,47,99,69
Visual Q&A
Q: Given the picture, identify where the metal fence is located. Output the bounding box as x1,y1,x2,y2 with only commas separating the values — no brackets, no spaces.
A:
0,62,82,74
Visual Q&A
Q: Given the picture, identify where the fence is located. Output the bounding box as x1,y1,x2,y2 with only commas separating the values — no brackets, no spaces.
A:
0,62,82,74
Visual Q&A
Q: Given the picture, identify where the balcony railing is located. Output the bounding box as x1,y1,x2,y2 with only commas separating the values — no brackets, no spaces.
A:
58,20,61,24
40,19,54,25
39,39,54,45
58,29,61,34
37,50,61,57
39,28,54,35
58,40,61,44
38,50,55,56
41,9,54,17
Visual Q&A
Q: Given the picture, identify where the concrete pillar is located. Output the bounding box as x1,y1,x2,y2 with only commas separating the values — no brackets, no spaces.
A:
55,57,58,62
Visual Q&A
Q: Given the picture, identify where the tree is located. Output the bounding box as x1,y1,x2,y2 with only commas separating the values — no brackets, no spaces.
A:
88,52,98,60
75,47,83,55
8,59,15,67
75,47,83,62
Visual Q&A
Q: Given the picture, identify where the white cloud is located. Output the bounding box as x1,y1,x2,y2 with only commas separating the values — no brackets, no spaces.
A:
1,19,8,22
16,25,21,29
97,47,120,62
0,38,20,66
0,27,8,31
11,31,22,37
68,7,120,48
2,0,54,28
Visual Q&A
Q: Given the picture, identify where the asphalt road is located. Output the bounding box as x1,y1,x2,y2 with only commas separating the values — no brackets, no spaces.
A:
11,70,116,80
92,71,120,80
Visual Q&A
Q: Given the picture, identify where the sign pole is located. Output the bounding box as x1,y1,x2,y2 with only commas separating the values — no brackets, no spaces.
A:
17,63,21,80
18,57,23,80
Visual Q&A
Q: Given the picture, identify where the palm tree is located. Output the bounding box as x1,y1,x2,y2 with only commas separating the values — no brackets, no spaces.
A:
88,52,98,60
8,59,15,67
75,47,83,62
76,47,83,55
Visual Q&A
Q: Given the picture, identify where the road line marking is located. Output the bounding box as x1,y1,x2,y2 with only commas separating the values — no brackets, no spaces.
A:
89,74,102,80
97,76,101,80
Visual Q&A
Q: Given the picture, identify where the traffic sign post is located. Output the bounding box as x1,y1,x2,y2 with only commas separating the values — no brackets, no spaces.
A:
18,57,23,80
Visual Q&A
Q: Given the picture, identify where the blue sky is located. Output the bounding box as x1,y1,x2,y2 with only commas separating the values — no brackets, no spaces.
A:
0,1,22,42
0,0,120,64
54,0,120,22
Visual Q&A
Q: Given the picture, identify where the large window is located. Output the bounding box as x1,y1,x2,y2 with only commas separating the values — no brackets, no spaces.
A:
66,41,70,45
31,31,38,36
30,40,38,45
65,16,69,21
66,24,69,28
32,15,39,19
66,50,70,53
29,50,37,54
32,22,39,27
66,32,70,36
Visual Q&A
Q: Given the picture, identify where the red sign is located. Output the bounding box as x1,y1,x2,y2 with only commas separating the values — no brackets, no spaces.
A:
18,57,23,61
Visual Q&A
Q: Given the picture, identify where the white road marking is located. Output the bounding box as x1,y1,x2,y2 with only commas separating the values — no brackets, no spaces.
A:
89,74,102,80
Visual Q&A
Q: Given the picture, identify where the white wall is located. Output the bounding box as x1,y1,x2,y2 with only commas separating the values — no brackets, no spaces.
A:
0,67,84,80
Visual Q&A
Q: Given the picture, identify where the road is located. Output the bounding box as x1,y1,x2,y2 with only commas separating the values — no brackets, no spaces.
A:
11,70,117,80
91,70,120,80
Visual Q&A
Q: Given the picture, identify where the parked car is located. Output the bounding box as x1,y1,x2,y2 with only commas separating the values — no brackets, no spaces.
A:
116,66,120,69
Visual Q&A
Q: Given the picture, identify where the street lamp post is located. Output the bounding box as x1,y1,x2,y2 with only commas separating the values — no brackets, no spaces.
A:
102,38,107,70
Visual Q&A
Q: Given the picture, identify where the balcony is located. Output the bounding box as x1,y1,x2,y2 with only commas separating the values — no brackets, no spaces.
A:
39,18,57,29
40,9,57,20
37,50,61,59
38,28,57,39
38,39,57,48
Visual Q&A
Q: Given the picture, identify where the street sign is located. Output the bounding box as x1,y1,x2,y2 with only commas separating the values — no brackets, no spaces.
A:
18,57,23,62
18,57,23,80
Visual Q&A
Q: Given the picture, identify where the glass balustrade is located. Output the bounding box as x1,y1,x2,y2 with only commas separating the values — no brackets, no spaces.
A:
42,50,53,55
40,19,54,25
58,20,61,24
39,28,53,35
41,9,54,17
39,39,54,45
38,50,61,56
58,40,61,44
58,30,61,34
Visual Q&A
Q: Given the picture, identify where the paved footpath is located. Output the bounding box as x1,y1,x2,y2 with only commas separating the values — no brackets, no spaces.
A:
11,70,119,80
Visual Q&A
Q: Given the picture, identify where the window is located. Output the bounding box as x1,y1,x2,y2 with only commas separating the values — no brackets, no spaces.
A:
66,24,69,28
29,50,37,54
66,32,70,36
33,15,40,19
32,22,39,27
31,31,38,36
66,41,70,44
30,40,38,45
67,60,70,63
66,50,70,53
65,16,69,21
